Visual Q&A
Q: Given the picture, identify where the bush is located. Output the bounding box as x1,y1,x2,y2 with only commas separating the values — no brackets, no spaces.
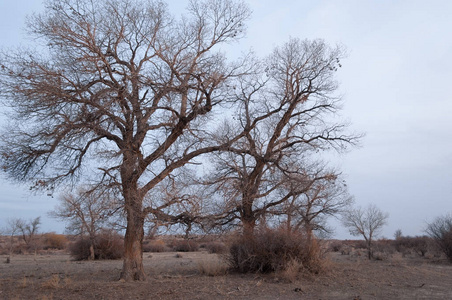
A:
143,239,168,252
69,239,92,260
329,241,343,252
426,214,452,262
393,236,432,257
204,241,227,254
172,240,199,252
42,233,68,250
227,228,324,274
69,231,124,260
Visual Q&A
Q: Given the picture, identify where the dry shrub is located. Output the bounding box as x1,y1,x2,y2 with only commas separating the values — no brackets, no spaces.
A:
95,231,124,259
328,240,343,252
43,233,68,250
204,241,227,254
280,259,309,282
227,228,324,274
373,239,395,258
426,214,452,262
172,240,199,252
143,239,168,252
69,239,91,260
393,236,432,257
69,231,124,260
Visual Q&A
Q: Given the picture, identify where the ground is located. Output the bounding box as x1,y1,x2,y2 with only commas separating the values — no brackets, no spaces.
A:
1,251,451,299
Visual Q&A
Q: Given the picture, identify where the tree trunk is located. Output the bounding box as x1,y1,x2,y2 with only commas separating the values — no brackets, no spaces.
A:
89,243,95,260
367,240,372,260
120,178,146,281
120,208,146,281
241,194,256,238
242,218,256,238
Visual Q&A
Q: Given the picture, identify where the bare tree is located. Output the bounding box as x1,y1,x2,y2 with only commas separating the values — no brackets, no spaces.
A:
0,0,250,281
4,218,22,261
15,217,41,248
272,172,353,238
50,185,122,260
142,170,208,239
342,204,389,259
425,213,452,262
205,38,359,236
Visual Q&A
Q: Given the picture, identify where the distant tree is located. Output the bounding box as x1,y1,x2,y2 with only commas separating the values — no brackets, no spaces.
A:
342,204,389,259
4,218,22,260
425,213,452,262
142,171,208,239
15,217,41,248
394,229,403,240
50,185,122,260
273,172,353,238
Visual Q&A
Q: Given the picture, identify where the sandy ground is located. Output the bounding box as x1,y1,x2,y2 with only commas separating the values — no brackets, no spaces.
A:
1,251,452,299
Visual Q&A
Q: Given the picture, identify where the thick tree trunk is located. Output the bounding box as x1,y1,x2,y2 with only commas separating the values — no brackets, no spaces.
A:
242,220,255,237
120,175,146,281
241,193,256,238
120,207,146,281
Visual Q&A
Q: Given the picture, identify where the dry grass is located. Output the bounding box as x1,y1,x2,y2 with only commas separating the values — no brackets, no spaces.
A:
2,250,452,299
197,259,228,276
41,275,61,289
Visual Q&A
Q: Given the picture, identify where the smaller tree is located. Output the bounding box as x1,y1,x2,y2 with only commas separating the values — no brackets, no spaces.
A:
425,213,452,262
50,186,121,260
342,204,388,259
4,218,22,260
394,229,403,240
16,217,41,252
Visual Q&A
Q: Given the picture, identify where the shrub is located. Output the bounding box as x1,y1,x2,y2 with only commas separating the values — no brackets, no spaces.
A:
426,214,452,262
69,231,124,260
204,241,227,254
393,236,431,257
43,233,68,250
329,241,343,252
95,231,124,260
69,238,92,260
172,240,199,252
227,228,324,274
143,239,168,252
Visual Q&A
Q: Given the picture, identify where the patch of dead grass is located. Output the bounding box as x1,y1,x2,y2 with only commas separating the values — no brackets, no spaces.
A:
197,259,228,276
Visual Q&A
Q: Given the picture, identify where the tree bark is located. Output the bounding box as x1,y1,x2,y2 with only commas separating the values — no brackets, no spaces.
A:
120,163,146,281
89,243,95,260
120,205,146,281
242,211,256,238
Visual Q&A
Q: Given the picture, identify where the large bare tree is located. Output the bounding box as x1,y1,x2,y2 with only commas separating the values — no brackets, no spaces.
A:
205,39,360,236
0,0,250,281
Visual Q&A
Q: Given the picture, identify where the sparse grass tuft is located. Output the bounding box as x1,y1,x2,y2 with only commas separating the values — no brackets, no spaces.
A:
41,275,60,289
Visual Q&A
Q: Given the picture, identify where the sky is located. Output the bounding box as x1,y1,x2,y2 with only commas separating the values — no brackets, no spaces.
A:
0,0,451,239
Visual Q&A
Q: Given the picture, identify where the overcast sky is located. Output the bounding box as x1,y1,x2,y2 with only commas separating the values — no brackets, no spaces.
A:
0,0,451,239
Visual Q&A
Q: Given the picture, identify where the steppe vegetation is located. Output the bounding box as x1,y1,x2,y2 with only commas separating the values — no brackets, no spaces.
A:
1,231,452,299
